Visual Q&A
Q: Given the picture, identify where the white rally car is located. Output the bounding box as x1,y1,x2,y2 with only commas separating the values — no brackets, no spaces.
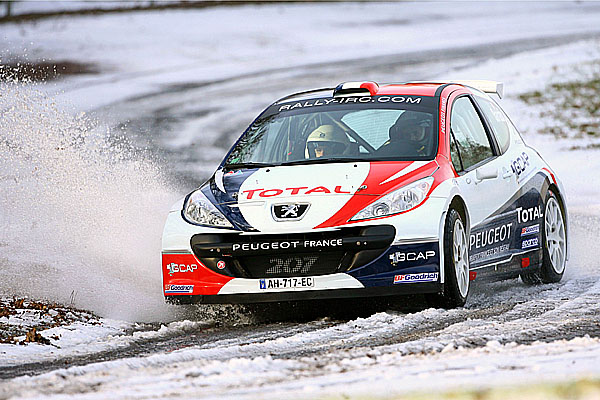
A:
162,81,568,308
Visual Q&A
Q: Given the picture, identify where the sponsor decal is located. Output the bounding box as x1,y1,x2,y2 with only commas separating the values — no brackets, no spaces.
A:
521,224,540,236
242,186,350,200
470,223,513,251
164,284,194,294
440,97,447,135
516,206,543,224
470,244,509,263
216,260,226,270
510,151,530,178
278,96,422,112
389,250,436,265
393,272,438,284
272,203,310,221
224,170,243,176
522,237,539,249
232,239,343,252
166,262,198,276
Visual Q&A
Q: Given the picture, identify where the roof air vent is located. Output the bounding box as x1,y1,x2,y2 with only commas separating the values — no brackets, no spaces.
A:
333,81,379,97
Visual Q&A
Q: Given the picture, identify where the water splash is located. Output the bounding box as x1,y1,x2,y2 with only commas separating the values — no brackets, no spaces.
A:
0,74,184,322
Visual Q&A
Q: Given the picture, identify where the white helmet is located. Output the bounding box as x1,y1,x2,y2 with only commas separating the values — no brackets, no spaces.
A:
305,125,349,158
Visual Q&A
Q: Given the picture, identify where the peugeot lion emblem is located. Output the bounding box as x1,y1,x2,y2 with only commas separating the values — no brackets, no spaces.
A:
272,203,310,221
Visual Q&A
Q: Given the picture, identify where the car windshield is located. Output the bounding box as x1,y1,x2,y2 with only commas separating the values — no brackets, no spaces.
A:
224,95,437,167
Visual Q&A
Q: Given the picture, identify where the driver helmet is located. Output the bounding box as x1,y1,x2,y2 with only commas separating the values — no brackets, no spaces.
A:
389,112,432,143
305,125,349,158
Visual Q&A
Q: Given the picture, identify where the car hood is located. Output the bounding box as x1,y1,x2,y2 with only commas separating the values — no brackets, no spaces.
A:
208,161,438,232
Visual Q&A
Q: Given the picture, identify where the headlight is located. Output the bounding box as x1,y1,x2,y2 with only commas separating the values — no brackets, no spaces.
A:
350,177,434,221
183,189,234,228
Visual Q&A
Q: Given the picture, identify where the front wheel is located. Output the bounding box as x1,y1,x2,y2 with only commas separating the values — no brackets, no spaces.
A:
427,209,470,308
521,190,567,285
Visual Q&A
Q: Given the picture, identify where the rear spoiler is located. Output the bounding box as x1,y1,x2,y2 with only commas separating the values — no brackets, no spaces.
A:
452,80,504,98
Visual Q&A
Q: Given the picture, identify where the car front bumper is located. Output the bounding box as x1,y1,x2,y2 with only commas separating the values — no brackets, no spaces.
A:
162,197,448,304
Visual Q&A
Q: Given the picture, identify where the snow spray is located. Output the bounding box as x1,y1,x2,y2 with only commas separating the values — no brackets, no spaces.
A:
0,73,185,322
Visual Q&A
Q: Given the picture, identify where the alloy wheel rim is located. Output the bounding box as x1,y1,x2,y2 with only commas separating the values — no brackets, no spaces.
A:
545,197,566,274
453,219,469,297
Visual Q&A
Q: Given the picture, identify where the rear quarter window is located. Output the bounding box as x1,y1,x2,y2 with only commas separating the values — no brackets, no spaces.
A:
474,95,518,153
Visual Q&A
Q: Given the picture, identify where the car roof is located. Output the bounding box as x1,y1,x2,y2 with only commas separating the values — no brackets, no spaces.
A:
377,83,443,96
275,81,503,104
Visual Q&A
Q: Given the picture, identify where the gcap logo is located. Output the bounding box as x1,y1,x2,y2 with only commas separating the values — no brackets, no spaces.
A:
166,262,198,276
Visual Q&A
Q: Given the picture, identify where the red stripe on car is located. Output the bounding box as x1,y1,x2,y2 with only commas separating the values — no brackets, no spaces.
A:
315,161,439,228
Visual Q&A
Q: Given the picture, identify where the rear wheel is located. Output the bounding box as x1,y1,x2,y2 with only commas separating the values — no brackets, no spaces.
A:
521,190,566,285
427,209,470,308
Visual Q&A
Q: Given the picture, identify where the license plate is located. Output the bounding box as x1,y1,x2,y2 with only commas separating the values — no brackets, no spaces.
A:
259,277,315,290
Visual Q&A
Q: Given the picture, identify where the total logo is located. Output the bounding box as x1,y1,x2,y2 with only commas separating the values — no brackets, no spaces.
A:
394,272,439,284
516,206,543,224
241,186,351,200
389,251,436,265
166,262,198,276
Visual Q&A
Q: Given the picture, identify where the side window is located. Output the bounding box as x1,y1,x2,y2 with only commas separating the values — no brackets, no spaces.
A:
450,97,494,171
474,96,514,153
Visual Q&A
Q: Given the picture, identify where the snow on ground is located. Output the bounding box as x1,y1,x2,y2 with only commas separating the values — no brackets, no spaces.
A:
0,318,209,369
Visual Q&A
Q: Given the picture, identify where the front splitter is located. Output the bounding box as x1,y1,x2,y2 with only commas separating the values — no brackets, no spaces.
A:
165,282,442,304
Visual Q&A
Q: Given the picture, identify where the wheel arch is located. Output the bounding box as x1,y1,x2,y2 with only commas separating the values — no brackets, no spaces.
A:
437,194,470,285
547,182,569,261
448,195,470,234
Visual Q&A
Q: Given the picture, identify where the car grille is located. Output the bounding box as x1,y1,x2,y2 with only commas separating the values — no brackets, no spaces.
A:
190,225,395,279
240,251,345,278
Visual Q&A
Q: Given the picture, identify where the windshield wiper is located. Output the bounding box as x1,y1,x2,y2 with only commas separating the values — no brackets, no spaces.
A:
224,162,274,170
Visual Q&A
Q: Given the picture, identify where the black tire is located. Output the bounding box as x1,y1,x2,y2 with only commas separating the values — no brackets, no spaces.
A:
427,209,470,308
521,189,567,285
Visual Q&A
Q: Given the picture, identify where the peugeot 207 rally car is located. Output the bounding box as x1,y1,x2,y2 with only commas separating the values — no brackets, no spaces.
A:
162,80,568,308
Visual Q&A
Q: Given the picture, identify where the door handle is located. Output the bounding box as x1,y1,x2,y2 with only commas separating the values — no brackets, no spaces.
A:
502,170,514,180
